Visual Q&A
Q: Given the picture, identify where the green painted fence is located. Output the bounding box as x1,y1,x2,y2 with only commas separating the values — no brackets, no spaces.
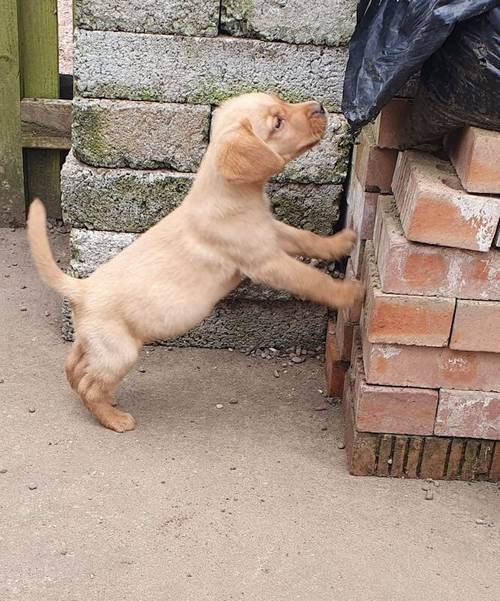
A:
1,0,66,227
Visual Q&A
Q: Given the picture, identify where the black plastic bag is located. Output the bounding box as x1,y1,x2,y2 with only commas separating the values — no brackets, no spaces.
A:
342,0,498,130
404,7,500,147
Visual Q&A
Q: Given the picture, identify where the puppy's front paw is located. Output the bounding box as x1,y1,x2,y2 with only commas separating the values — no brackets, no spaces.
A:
327,228,357,259
334,279,364,310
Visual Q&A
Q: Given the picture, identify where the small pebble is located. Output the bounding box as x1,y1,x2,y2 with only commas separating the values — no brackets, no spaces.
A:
291,356,305,364
20,285,27,289
0,379,4,384
422,484,430,492
0,468,7,474
44,311,51,317
20,307,27,312
138,367,146,373
229,467,236,471
273,370,280,378
321,426,328,431
229,399,238,405
227,348,234,352
337,441,346,450
60,550,68,556
215,404,223,409
28,483,38,490
476,518,486,525
11,262,18,267
425,490,434,501
28,407,36,413
313,406,328,411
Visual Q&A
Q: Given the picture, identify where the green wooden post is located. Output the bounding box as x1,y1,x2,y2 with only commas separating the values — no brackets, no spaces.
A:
0,0,25,227
18,0,61,218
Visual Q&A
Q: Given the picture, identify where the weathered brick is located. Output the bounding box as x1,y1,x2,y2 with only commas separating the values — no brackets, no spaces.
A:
72,98,210,171
374,196,500,300
390,436,408,477
61,153,193,233
404,438,422,478
351,331,438,435
335,310,355,361
460,440,482,481
393,151,500,252
346,173,379,240
373,98,412,149
446,439,465,480
435,389,500,440
490,444,500,481
419,438,449,480
342,373,379,476
221,0,357,47
353,126,398,193
325,321,348,397
377,435,393,477
62,153,341,235
75,0,219,36
267,181,342,235
274,114,352,184
476,441,495,479
75,30,348,111
362,241,455,346
447,126,500,194
361,325,500,392
450,300,500,353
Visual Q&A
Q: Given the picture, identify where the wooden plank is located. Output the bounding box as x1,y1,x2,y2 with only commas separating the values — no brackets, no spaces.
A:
18,0,61,218
0,0,25,226
21,98,71,149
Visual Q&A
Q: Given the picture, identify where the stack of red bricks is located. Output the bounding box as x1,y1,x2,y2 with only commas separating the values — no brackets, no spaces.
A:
326,100,500,481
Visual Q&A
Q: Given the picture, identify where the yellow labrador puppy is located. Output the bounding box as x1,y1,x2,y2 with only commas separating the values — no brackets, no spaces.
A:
28,92,362,432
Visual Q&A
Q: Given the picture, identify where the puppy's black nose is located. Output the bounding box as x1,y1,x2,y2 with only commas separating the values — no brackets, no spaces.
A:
312,103,325,116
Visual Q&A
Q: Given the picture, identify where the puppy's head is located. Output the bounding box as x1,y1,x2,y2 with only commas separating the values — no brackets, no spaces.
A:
212,93,327,184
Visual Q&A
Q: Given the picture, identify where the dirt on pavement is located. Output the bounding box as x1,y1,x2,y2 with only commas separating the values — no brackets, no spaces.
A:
0,227,499,601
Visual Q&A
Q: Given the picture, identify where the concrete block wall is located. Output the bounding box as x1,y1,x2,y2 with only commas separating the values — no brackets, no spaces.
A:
325,104,500,481
61,0,358,349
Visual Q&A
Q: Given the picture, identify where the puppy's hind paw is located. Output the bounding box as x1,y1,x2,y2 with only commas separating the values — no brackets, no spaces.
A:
98,407,137,433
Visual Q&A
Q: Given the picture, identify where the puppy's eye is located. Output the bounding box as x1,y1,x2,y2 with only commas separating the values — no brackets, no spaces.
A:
274,117,284,130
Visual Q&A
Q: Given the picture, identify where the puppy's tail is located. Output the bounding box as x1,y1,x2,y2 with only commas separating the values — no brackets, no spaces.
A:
27,198,82,302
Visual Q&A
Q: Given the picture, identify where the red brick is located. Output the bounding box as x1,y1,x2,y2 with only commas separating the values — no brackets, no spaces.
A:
350,235,365,279
341,259,362,323
351,332,438,435
362,241,454,346
495,225,500,249
325,321,348,397
419,438,449,480
354,125,398,193
390,436,408,477
342,372,379,476
335,309,355,362
490,444,500,481
361,325,500,392
377,435,393,476
393,151,500,252
446,439,465,480
450,300,500,353
476,441,495,479
460,440,482,481
373,98,413,149
405,437,424,478
447,126,500,194
435,389,500,440
347,173,379,240
374,196,500,300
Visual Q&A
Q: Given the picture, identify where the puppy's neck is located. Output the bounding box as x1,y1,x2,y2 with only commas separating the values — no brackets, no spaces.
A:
187,147,270,212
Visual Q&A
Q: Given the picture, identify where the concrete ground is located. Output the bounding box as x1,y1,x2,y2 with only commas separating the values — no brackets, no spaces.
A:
0,226,499,601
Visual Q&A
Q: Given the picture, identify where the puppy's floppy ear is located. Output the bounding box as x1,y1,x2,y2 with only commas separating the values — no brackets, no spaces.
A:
217,119,285,183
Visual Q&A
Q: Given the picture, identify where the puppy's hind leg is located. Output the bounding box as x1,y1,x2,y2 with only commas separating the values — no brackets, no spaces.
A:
75,326,141,432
